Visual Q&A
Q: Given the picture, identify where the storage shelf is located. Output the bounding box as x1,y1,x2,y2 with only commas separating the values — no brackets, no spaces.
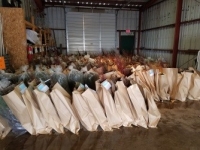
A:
25,17,55,48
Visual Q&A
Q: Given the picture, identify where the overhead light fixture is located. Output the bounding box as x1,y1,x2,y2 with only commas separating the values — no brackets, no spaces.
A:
99,3,101,5
136,5,138,6
116,4,118,6
77,1,79,4
103,3,105,5
128,4,130,6
91,2,92,4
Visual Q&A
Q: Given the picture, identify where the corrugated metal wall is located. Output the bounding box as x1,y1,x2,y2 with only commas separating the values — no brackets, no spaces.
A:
141,0,199,68
21,0,33,21
177,0,200,68
140,0,177,66
44,7,140,54
44,7,66,52
142,1,176,29
116,10,139,53
117,10,139,30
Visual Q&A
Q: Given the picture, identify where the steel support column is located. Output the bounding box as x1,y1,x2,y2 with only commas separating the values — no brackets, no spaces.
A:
119,31,122,54
137,10,142,55
172,0,183,67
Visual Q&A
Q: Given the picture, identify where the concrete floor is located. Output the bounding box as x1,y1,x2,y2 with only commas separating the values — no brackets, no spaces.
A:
1,101,200,150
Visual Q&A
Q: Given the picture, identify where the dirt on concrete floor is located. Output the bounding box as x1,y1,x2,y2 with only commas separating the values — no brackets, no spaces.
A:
1,100,200,150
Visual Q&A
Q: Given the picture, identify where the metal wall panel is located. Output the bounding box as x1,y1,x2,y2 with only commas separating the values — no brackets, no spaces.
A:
54,30,66,48
66,12,115,54
117,10,139,30
140,0,199,68
101,13,116,50
142,0,177,30
140,0,177,67
84,13,100,51
141,28,175,49
178,23,200,50
177,0,200,68
181,0,200,22
116,10,139,48
45,7,65,29
177,53,197,69
66,12,84,52
45,7,66,48
179,0,200,51
140,50,173,66
21,0,33,22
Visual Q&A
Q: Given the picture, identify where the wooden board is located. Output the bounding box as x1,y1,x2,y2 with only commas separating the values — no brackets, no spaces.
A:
0,8,28,69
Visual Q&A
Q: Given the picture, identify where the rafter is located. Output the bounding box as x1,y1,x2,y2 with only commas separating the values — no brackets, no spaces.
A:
45,0,146,8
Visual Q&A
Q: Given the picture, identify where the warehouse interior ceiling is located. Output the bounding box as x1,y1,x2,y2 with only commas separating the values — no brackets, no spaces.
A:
44,0,152,10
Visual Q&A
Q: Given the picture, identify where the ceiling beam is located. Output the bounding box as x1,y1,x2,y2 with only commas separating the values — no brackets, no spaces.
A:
45,2,142,9
49,0,145,5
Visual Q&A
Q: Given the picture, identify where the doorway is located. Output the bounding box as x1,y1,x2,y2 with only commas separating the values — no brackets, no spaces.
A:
120,35,135,55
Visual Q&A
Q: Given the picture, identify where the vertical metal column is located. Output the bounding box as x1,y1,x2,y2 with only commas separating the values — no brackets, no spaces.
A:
137,10,142,55
83,13,85,52
119,31,121,54
64,7,67,54
172,0,183,67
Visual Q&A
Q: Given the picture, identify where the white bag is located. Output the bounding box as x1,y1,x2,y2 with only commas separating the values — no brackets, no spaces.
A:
82,88,112,131
155,71,170,101
96,80,122,129
22,88,51,134
33,89,64,133
114,81,138,127
0,116,11,139
143,88,161,128
162,68,178,99
72,90,99,131
50,84,80,134
175,72,192,101
187,71,200,100
127,84,148,128
3,89,36,135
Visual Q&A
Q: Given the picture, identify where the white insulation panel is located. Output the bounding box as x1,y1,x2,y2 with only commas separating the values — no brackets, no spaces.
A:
66,12,116,53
